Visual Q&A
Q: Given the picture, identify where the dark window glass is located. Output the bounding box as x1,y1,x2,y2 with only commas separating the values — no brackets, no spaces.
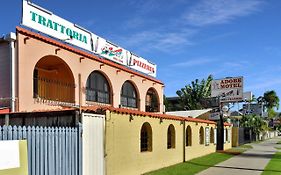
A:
210,127,214,143
199,127,204,145
167,124,175,149
121,81,137,108
145,88,159,112
141,123,152,152
33,69,38,98
186,126,192,146
86,71,110,104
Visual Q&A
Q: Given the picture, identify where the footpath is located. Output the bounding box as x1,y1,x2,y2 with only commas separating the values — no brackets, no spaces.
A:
197,137,281,175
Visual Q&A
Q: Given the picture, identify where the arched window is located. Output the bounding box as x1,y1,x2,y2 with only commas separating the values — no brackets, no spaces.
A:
210,127,214,144
186,125,192,146
121,81,138,108
167,124,176,149
140,122,152,152
226,129,228,142
145,88,159,112
199,127,204,145
86,71,111,104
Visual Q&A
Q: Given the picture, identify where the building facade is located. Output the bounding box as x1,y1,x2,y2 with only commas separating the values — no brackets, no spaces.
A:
0,21,233,175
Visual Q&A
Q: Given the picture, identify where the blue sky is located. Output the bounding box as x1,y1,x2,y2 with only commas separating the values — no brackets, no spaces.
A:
1,0,281,99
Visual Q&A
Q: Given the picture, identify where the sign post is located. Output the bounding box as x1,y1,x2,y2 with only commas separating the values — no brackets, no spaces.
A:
211,76,244,150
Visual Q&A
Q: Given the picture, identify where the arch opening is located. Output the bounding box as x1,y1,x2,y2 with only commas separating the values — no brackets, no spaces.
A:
145,87,160,112
140,122,152,152
167,124,176,149
85,71,112,104
33,55,75,103
199,126,204,145
121,81,138,108
186,125,192,146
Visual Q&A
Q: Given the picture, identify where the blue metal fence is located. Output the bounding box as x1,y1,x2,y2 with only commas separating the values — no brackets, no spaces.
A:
0,125,82,175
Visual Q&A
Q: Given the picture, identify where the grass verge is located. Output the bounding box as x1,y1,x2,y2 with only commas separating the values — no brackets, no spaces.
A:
145,145,250,175
277,141,281,144
262,151,281,175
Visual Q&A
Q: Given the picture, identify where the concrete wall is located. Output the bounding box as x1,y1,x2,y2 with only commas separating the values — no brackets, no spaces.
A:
105,112,229,175
185,122,216,161
232,127,239,147
0,42,11,107
17,32,164,112
224,126,232,150
105,112,184,175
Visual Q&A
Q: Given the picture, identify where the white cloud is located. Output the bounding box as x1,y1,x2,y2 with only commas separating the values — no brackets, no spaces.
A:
183,0,263,26
108,0,264,53
113,29,195,53
171,58,217,67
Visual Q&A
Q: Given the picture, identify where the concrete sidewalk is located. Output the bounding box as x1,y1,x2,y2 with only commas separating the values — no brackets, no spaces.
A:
196,137,281,175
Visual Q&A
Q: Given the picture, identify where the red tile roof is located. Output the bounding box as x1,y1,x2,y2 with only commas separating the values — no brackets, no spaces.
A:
0,108,10,114
81,105,217,125
0,105,227,126
16,26,163,85
0,107,75,115
224,122,232,126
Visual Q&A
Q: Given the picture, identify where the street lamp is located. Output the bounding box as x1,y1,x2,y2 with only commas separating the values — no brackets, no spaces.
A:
222,105,229,113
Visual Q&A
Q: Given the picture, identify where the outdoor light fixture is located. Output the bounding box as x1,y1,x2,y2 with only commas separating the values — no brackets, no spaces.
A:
100,63,105,69
129,114,134,122
79,57,85,63
24,37,30,44
222,105,229,113
55,48,60,54
116,69,121,74
160,118,163,124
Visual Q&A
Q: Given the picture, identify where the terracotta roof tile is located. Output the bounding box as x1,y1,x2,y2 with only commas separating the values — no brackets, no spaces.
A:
0,108,10,114
0,107,76,115
16,26,163,85
224,122,232,126
81,106,217,125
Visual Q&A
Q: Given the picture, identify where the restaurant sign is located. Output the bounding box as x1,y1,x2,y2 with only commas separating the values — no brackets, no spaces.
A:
21,0,157,77
129,53,157,77
22,0,93,52
96,38,127,66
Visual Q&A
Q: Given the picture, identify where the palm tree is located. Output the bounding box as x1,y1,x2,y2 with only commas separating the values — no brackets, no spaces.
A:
263,90,279,110
176,75,213,110
257,90,279,116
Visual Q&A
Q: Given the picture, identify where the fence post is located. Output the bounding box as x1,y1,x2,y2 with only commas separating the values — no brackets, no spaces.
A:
78,123,82,175
5,114,9,126
0,126,2,140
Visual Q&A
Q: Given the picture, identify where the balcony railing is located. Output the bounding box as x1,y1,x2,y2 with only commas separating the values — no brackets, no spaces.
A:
34,77,75,103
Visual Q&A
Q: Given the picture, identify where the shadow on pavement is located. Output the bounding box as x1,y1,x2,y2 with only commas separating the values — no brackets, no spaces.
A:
188,162,281,173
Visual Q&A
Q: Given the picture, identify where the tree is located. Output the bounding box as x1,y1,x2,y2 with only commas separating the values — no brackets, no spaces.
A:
176,75,213,110
257,90,279,118
163,95,172,112
240,114,267,134
263,90,279,110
